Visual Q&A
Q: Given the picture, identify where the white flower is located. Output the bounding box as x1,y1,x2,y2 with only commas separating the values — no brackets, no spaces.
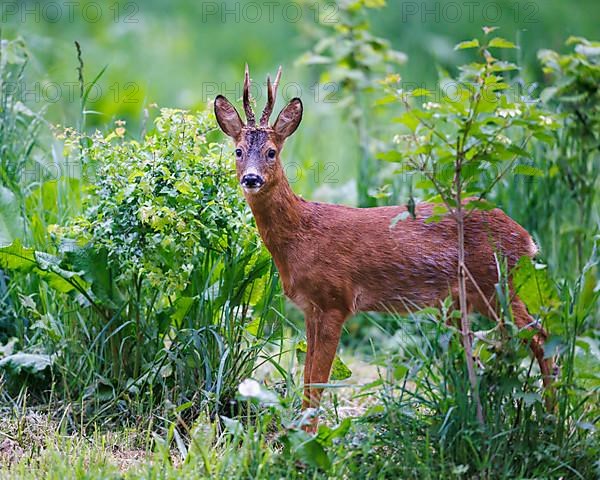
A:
139,205,153,223
423,102,441,110
496,134,512,145
539,115,553,126
238,379,262,398
238,379,279,405
498,106,522,118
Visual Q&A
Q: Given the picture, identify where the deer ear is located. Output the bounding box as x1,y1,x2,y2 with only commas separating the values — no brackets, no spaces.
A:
214,95,244,139
273,98,302,139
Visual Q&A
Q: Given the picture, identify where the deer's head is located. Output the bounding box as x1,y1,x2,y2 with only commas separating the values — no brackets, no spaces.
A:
214,65,302,195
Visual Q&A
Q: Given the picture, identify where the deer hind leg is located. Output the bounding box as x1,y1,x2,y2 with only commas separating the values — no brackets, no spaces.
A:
472,293,555,409
302,309,347,433
511,298,555,390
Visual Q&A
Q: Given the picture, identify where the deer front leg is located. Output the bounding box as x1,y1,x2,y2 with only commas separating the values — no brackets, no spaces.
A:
302,309,318,411
302,308,347,433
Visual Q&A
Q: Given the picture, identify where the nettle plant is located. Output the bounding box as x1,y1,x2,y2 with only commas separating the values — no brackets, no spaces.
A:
379,28,558,421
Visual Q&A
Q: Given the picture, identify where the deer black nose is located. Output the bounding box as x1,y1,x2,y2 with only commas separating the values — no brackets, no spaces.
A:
241,174,264,189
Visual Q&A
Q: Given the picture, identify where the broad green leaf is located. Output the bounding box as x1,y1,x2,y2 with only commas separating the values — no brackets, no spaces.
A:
0,240,88,295
171,296,195,323
540,86,558,103
0,353,53,375
363,0,386,8
65,245,115,305
281,430,331,470
296,341,352,381
411,88,432,97
330,355,352,381
455,39,480,50
375,95,397,106
220,416,244,436
244,317,261,337
376,150,403,162
512,257,559,315
296,53,331,66
488,37,517,49
316,418,351,446
0,239,35,271
514,391,542,406
533,131,556,144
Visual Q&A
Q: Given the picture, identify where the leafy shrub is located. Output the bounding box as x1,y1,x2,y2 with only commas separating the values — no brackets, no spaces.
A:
494,37,600,275
1,107,282,420
70,108,248,297
536,37,600,271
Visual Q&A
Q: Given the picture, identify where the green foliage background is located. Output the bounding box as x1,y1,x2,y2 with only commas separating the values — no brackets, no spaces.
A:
2,0,598,195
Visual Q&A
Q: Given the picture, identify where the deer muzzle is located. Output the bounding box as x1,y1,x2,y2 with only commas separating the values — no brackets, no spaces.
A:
241,173,265,191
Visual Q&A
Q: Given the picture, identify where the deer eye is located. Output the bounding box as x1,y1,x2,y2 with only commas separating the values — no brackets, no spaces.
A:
267,149,276,159
235,148,243,158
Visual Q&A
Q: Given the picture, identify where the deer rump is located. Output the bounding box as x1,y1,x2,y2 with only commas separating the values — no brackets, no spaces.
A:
281,201,537,316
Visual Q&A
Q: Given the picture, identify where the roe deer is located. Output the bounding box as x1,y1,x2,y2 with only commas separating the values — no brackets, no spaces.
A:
214,66,554,431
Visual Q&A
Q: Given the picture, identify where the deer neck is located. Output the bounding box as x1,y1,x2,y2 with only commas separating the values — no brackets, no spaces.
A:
245,176,304,254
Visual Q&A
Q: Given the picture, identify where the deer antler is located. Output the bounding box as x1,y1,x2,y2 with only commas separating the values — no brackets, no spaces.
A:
260,65,282,126
243,63,255,126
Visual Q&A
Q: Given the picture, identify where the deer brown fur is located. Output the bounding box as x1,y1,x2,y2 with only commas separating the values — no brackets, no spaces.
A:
214,66,554,432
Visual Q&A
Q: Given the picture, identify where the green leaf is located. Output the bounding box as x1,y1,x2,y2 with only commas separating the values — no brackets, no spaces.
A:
542,335,566,359
540,86,558,103
375,94,397,106
513,165,544,177
488,37,517,49
363,0,386,8
295,341,352,381
0,353,53,375
83,65,108,105
65,245,115,305
465,198,496,211
316,418,351,446
220,416,244,436
171,296,195,323
393,111,420,132
330,355,352,381
0,240,88,295
512,257,559,315
376,150,403,162
514,391,542,406
296,53,331,66
0,239,35,270
0,187,24,246
281,430,331,471
411,88,432,97
455,39,479,50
